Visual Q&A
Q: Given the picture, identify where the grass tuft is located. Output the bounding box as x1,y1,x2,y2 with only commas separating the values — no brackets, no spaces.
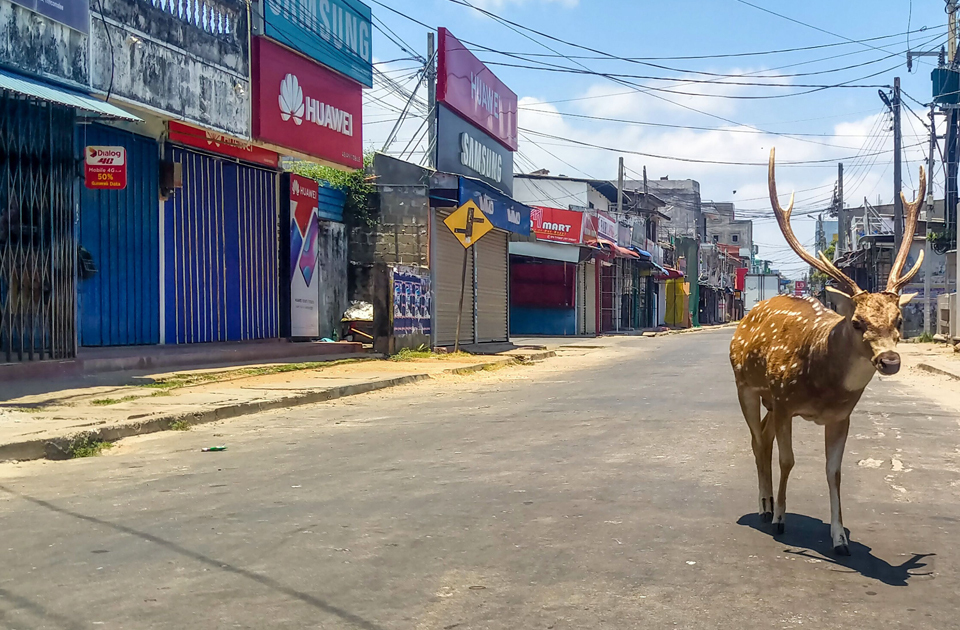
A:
69,435,113,458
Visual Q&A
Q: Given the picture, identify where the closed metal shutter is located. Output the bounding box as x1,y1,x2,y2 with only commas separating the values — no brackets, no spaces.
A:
79,124,160,347
164,146,279,344
578,260,597,335
434,209,474,346
476,230,508,343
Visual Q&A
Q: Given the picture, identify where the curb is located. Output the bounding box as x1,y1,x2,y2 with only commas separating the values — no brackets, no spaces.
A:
917,362,960,382
0,355,552,463
651,323,738,337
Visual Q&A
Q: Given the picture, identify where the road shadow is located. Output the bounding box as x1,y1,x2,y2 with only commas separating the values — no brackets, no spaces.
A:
738,512,934,586
0,485,385,630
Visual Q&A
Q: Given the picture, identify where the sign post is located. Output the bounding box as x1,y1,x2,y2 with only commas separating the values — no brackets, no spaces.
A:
443,200,491,351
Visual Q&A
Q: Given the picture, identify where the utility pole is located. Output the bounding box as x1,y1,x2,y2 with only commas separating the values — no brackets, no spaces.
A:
426,32,436,169
837,162,844,253
893,77,904,251
925,102,937,335
615,157,624,333
617,157,624,215
863,196,871,239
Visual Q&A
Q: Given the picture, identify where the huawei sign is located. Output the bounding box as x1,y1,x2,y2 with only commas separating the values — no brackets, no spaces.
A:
252,37,362,167
279,74,304,125
278,73,355,137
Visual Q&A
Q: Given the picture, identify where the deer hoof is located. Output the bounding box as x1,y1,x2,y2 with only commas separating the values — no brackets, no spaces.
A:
775,522,785,535
834,543,851,556
761,511,773,523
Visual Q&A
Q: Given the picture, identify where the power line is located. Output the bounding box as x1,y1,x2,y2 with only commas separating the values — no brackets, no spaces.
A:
518,127,927,167
470,25,937,62
733,0,902,57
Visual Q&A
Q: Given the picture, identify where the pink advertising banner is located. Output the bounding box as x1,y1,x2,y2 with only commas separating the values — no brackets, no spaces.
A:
437,27,518,151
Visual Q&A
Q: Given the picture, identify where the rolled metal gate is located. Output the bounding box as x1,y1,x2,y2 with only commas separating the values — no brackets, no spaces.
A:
0,93,77,362
164,146,279,344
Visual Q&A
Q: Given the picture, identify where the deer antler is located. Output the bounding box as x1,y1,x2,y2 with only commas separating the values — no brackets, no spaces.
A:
768,148,862,295
886,166,926,293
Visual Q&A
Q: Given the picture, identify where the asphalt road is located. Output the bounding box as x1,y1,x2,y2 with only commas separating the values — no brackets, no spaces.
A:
1,330,958,629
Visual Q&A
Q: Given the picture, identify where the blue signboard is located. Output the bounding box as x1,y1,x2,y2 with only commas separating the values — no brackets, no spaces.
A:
458,177,531,236
262,0,373,88
12,0,89,33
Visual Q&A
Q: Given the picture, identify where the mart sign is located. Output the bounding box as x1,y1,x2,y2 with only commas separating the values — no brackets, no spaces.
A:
84,146,126,190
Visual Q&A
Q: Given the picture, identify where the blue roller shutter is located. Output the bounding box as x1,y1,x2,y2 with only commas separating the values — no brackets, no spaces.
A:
78,124,160,347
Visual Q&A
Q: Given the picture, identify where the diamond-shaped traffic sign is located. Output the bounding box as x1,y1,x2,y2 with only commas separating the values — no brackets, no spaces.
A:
443,200,493,248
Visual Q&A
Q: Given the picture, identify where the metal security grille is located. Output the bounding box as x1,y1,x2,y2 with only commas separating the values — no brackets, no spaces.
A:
165,146,279,344
0,93,76,363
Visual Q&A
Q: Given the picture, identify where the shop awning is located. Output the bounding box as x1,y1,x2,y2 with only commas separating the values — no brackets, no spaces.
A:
0,69,140,121
597,238,639,259
509,240,581,263
654,266,684,280
628,246,653,260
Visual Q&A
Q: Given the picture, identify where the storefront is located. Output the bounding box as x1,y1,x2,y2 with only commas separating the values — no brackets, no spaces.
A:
510,205,585,336
78,123,161,347
0,69,139,362
163,124,282,344
432,176,530,346
430,27,527,347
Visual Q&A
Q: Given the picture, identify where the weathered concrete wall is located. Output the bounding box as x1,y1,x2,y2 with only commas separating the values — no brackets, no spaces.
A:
89,0,249,136
705,202,752,252
351,154,431,303
0,0,88,85
317,221,348,339
634,179,703,241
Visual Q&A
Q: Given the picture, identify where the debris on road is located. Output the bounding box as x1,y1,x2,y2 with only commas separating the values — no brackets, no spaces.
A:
201,446,227,452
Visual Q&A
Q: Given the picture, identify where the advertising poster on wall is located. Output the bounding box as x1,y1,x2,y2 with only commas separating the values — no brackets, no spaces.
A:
393,266,432,337
288,174,321,337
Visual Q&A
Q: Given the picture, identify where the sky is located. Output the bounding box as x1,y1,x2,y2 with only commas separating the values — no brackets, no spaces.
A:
362,0,948,277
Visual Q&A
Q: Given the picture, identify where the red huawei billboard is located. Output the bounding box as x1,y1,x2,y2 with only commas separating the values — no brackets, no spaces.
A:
252,37,363,168
437,27,518,151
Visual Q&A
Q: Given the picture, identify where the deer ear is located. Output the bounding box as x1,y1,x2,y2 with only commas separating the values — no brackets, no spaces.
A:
826,286,854,319
899,292,917,306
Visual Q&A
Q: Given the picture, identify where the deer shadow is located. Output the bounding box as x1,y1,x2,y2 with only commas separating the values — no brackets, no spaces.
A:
737,512,935,586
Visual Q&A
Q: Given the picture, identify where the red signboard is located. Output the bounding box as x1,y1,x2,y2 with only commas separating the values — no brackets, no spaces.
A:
581,212,598,245
794,280,807,296
530,206,583,244
252,37,363,168
437,27,518,152
168,121,280,168
84,146,126,190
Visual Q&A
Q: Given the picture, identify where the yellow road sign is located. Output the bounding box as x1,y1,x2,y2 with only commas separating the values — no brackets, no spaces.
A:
443,200,493,248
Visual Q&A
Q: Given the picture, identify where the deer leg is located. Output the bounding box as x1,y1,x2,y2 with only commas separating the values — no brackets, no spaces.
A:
825,417,851,555
773,411,794,535
738,388,774,522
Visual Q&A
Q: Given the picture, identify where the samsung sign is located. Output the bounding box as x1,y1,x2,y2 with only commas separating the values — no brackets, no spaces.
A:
261,0,373,88
437,104,513,196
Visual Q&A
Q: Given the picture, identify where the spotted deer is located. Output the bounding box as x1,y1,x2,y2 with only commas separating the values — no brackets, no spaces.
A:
730,148,925,555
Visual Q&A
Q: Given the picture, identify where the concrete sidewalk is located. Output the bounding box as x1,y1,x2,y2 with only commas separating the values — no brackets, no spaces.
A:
0,348,554,462
896,341,960,381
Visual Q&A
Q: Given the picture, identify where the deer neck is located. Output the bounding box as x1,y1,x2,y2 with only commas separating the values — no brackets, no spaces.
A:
827,320,875,392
